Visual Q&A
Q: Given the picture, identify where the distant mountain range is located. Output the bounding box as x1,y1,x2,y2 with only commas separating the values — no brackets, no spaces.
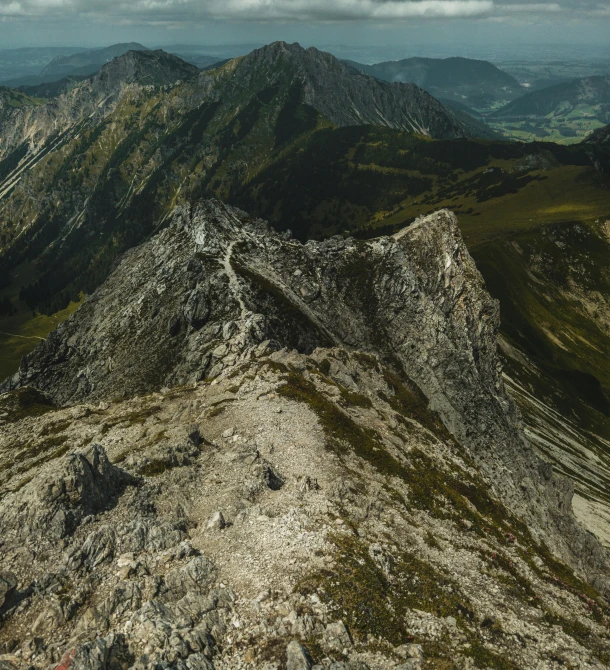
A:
1,43,149,88
2,43,609,322
0,47,86,84
39,42,148,79
344,56,524,110
0,43,478,315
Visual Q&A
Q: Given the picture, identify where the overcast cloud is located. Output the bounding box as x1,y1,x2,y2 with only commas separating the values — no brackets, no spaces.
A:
0,0,609,50
0,0,606,22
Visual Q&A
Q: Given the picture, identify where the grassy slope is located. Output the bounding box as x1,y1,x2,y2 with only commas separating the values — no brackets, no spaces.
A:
488,116,606,145
0,88,45,108
0,301,83,381
0,260,84,380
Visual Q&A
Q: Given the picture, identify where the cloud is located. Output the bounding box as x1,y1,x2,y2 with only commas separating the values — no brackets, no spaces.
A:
0,0,495,20
0,0,606,23
500,3,561,12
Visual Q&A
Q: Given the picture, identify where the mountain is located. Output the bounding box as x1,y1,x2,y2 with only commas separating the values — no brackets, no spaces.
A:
39,42,149,81
1,41,610,560
0,42,466,172
0,49,200,163
345,56,524,110
0,42,470,321
0,47,86,85
0,44,149,89
486,76,610,143
236,42,466,135
1,200,610,667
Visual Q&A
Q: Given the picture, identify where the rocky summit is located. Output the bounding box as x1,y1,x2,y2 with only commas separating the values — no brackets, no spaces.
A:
1,201,610,669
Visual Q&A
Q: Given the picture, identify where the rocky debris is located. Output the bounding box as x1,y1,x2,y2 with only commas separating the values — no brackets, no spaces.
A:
323,621,353,654
3,200,607,585
1,347,610,667
0,200,609,667
206,512,226,531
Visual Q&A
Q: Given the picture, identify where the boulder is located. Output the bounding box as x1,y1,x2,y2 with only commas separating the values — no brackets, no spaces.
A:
286,640,312,670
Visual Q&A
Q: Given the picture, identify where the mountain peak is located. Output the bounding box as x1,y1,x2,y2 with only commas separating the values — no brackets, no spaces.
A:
95,49,200,86
241,40,340,73
234,42,466,139
39,42,149,79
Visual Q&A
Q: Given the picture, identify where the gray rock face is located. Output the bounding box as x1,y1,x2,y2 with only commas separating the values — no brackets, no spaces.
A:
286,640,312,670
585,123,610,145
323,621,352,653
0,50,200,170
1,343,609,667
1,200,609,667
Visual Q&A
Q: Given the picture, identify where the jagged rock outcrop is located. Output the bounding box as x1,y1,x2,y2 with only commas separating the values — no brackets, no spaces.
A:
3,200,607,587
0,443,135,543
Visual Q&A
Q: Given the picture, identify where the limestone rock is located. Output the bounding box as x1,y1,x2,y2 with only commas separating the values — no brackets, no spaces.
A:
206,512,226,531
0,202,608,669
286,640,312,670
0,443,134,542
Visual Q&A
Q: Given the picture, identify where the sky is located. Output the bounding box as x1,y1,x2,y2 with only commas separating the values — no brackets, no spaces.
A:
0,0,609,52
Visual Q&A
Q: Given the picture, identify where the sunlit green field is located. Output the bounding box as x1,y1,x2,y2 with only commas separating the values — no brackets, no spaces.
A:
376,164,610,248
488,103,608,145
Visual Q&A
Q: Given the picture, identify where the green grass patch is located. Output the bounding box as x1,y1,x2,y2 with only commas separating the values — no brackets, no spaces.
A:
0,387,55,423
298,534,469,646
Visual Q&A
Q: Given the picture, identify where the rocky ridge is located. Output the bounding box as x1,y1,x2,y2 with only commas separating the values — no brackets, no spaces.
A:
1,202,610,668
3,200,608,574
232,42,466,139
0,41,476,319
0,50,199,162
